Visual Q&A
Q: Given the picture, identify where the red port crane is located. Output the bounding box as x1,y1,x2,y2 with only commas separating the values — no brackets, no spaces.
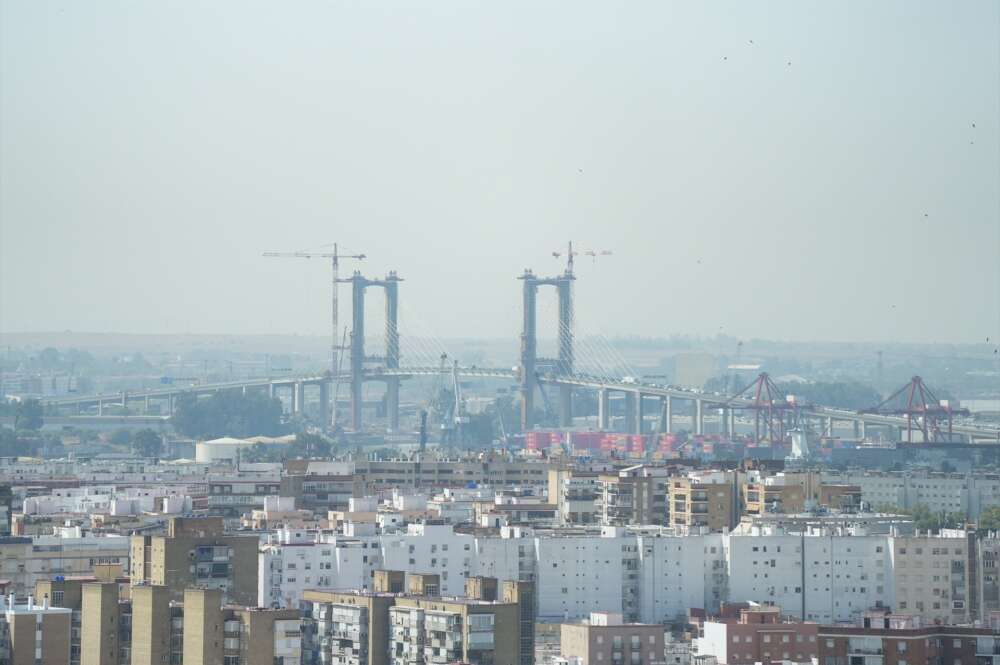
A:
860,376,970,443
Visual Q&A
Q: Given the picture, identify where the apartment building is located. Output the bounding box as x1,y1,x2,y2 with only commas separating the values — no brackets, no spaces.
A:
817,614,992,665
549,469,601,525
670,473,738,532
979,534,1000,617
743,477,806,517
300,576,525,665
183,588,302,665
598,466,669,526
80,581,128,665
560,611,666,665
207,477,282,516
821,470,1000,519
0,593,72,665
352,458,552,491
280,470,362,512
129,516,259,605
0,533,129,597
35,569,129,665
255,513,1000,629
129,584,175,665
818,484,863,511
695,606,818,665
891,531,971,623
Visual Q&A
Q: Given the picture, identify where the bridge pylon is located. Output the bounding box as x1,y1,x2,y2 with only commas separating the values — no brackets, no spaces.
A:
518,264,574,430
341,269,402,432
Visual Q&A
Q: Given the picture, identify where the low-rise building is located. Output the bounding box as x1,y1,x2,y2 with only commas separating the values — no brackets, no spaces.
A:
817,613,993,665
560,611,666,665
694,605,818,665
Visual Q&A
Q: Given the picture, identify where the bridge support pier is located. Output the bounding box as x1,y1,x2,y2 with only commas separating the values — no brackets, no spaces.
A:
295,382,306,415
694,399,703,436
597,388,611,431
385,273,401,432
826,416,835,438
319,381,331,429
558,388,572,428
624,392,638,434
635,393,645,435
97,400,104,417
719,406,729,437
597,389,610,430
664,395,673,433
519,272,538,431
729,408,736,439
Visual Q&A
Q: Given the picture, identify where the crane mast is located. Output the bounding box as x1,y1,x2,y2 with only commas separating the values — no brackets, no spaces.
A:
262,243,366,428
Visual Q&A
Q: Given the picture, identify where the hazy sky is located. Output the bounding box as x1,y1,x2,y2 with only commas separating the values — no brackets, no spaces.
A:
1,0,998,346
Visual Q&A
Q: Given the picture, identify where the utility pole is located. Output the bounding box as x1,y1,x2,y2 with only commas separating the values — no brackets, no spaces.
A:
263,244,366,428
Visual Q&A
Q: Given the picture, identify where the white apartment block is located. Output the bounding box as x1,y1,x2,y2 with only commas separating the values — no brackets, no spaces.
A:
822,470,1000,520
257,520,983,627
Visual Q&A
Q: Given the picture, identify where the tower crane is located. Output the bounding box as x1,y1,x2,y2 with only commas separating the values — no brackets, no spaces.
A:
552,241,613,274
263,243,366,428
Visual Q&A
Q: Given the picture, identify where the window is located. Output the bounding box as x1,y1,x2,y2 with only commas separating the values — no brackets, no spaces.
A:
953,639,961,648
898,641,907,652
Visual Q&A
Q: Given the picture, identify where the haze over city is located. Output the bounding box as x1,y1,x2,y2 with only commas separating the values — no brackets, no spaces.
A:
2,5,1000,665
2,1,998,344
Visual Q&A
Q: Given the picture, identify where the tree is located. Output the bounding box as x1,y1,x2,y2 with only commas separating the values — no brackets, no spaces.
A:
131,429,162,458
172,391,286,439
0,429,42,457
979,506,1000,533
776,381,881,410
14,399,43,431
290,433,331,459
109,428,134,446
878,504,966,533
